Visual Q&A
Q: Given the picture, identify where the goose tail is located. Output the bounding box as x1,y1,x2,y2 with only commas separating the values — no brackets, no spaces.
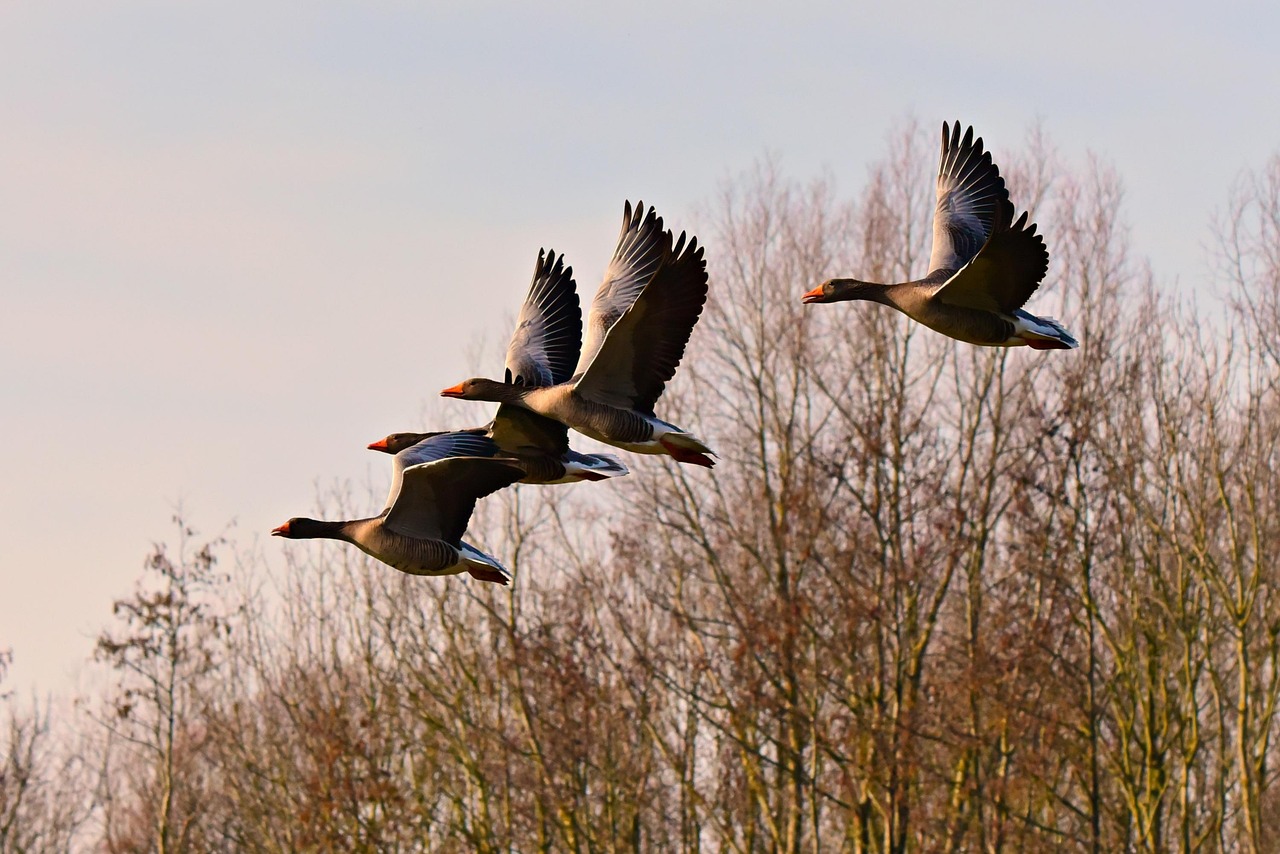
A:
1013,311,1078,350
659,432,717,468
460,542,512,585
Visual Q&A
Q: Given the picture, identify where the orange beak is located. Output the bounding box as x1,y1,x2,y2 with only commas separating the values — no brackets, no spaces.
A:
801,285,826,304
440,383,466,398
270,522,291,537
367,438,390,452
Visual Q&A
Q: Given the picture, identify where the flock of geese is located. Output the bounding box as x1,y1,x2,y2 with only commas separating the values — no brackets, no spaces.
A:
272,122,1078,584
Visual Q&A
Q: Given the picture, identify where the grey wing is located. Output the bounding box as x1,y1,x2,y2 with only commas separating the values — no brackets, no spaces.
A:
398,431,500,465
935,205,1050,313
504,249,582,387
572,201,670,378
489,403,569,457
926,121,1010,277
383,431,500,512
573,231,708,414
384,456,524,544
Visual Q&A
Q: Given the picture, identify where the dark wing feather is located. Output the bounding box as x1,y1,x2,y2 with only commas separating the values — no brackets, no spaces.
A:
504,249,582,387
927,121,1010,276
573,230,709,414
385,457,523,544
397,431,500,466
381,431,499,512
489,403,569,456
934,203,1050,313
572,201,669,378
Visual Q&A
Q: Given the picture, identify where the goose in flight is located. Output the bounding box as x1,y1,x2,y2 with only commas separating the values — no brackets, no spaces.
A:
803,121,1077,350
441,201,715,467
271,432,523,585
367,408,629,484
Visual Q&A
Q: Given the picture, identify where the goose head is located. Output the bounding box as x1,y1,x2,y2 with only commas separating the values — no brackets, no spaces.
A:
440,378,526,403
802,279,886,304
271,517,347,539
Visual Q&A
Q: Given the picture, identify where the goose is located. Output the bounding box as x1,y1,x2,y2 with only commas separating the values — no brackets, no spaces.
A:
271,432,523,585
802,121,1077,350
441,201,715,467
367,406,630,485
370,250,629,484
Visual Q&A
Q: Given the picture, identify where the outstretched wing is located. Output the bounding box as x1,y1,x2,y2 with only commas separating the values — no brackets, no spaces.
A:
573,231,708,414
382,431,500,512
385,456,523,544
504,249,582,387
927,121,1009,277
489,403,569,457
572,201,670,379
397,431,499,465
934,203,1050,313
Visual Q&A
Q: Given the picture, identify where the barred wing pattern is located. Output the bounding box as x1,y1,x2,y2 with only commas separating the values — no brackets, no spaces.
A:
927,121,1010,277
504,249,582,388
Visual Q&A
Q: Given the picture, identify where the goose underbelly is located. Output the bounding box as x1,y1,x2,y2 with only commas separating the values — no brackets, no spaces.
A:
354,529,465,577
573,411,669,452
526,389,655,446
906,302,1018,347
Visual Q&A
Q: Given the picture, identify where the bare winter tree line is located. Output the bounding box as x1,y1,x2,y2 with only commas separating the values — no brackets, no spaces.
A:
6,123,1280,852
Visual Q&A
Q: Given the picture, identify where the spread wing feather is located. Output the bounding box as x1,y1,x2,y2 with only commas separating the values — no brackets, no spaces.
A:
396,432,499,466
927,121,1010,276
573,230,709,414
385,457,523,544
382,432,500,513
934,203,1050,313
504,249,582,388
573,201,670,379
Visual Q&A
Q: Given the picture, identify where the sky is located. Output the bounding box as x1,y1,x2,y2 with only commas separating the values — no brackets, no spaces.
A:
3,1,1279,693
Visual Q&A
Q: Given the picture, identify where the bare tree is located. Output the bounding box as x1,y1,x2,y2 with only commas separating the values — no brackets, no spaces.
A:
1,651,92,853
92,516,235,854
63,129,1280,854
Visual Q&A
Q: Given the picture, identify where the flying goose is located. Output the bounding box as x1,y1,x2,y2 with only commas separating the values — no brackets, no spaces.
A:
441,201,715,467
371,250,629,484
802,121,1077,350
271,432,523,585
367,408,630,484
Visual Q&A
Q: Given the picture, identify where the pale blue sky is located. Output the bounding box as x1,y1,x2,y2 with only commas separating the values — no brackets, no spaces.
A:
3,1,1278,692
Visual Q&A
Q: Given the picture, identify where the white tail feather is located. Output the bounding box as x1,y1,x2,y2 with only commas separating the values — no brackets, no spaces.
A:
460,542,511,583
1013,311,1078,349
